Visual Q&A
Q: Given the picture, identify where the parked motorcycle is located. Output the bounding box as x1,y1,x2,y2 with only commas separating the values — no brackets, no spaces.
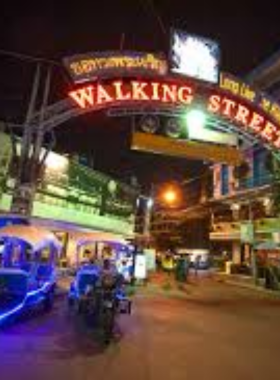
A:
68,266,131,344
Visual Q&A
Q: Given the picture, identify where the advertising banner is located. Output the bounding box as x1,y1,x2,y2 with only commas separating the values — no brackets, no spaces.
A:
131,132,243,165
170,29,220,83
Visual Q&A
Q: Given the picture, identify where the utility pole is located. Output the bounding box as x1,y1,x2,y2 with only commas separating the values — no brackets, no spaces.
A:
11,64,52,217
30,66,52,186
11,64,41,216
248,201,259,285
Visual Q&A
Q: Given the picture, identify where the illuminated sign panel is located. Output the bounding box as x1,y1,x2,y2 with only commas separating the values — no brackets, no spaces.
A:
170,29,220,83
131,132,243,165
69,80,194,109
188,127,238,146
63,51,168,83
219,72,257,103
220,72,280,126
68,78,280,150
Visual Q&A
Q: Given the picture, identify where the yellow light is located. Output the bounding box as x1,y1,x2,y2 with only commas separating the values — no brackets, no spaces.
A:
44,152,69,173
163,189,177,204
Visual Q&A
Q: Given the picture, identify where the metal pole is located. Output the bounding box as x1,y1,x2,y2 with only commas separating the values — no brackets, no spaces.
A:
249,201,259,285
11,63,41,215
31,66,52,184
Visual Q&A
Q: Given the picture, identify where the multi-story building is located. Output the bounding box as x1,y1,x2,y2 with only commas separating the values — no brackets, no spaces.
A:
209,52,280,267
0,132,138,237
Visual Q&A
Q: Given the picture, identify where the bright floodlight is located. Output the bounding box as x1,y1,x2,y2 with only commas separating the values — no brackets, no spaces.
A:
170,30,220,83
186,109,206,131
147,198,154,209
45,152,69,173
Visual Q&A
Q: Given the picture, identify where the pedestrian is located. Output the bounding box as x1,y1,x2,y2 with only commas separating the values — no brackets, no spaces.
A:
185,254,190,282
194,254,201,277
175,254,186,282
162,252,174,278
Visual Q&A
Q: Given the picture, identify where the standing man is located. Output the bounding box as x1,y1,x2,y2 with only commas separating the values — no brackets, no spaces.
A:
194,254,201,277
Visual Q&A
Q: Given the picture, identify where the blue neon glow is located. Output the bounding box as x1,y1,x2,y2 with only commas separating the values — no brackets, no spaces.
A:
0,281,52,323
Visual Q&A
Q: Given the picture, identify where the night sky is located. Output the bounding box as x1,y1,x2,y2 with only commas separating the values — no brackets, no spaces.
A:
1,0,280,189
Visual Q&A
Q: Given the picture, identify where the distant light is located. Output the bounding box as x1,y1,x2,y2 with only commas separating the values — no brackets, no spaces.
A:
147,198,154,209
163,189,177,204
45,152,69,173
263,198,271,207
231,203,240,211
186,109,206,132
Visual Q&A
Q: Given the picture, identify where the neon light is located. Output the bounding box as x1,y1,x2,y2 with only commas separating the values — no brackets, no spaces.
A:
162,84,178,103
96,84,113,105
68,78,280,149
273,133,280,148
69,86,94,109
207,95,221,113
131,81,149,100
234,104,250,124
150,82,160,101
64,52,167,82
248,112,264,132
69,80,195,109
222,98,236,117
113,81,131,100
261,121,278,142
177,86,194,105
0,281,52,324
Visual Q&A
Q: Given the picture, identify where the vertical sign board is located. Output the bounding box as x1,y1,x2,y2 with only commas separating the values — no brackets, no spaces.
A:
144,248,156,271
240,222,254,244
134,254,147,280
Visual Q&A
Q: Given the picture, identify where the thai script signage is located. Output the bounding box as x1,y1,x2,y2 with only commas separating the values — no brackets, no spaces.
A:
63,51,168,83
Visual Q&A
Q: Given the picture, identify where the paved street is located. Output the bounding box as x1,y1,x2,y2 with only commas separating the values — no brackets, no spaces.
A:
1,277,280,380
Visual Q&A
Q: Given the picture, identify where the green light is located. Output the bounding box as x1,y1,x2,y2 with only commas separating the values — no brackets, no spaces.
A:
186,109,207,131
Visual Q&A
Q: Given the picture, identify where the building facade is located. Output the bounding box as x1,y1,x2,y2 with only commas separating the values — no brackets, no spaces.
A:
209,51,280,268
0,132,138,237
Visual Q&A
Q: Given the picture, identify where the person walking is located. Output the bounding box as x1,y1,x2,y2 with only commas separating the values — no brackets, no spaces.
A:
194,254,201,277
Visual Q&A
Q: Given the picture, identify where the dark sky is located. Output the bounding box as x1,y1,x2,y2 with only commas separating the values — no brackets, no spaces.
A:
1,0,280,188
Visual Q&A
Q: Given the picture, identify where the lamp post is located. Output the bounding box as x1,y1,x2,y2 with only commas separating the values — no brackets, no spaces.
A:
248,201,259,285
143,197,154,238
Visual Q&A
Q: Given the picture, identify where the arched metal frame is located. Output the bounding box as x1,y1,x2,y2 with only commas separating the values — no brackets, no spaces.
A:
23,67,280,166
28,96,280,163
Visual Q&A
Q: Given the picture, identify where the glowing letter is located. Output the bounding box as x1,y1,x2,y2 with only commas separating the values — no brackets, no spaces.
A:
234,104,250,125
151,82,160,101
131,81,149,100
207,95,221,113
177,86,193,105
248,112,264,132
113,81,131,100
162,84,178,103
273,132,280,148
261,121,278,142
222,98,236,117
96,84,113,104
69,86,95,109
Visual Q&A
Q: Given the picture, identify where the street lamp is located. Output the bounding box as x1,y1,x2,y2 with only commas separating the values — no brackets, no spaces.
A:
162,189,177,205
185,109,207,136
147,197,154,209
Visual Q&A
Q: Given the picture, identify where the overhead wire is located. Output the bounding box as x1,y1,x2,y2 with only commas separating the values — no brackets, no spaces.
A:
139,0,168,40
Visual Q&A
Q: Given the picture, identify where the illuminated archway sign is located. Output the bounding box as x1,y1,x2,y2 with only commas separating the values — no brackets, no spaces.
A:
68,77,280,149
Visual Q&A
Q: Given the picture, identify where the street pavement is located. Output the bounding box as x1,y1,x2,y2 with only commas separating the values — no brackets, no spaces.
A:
1,274,280,380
